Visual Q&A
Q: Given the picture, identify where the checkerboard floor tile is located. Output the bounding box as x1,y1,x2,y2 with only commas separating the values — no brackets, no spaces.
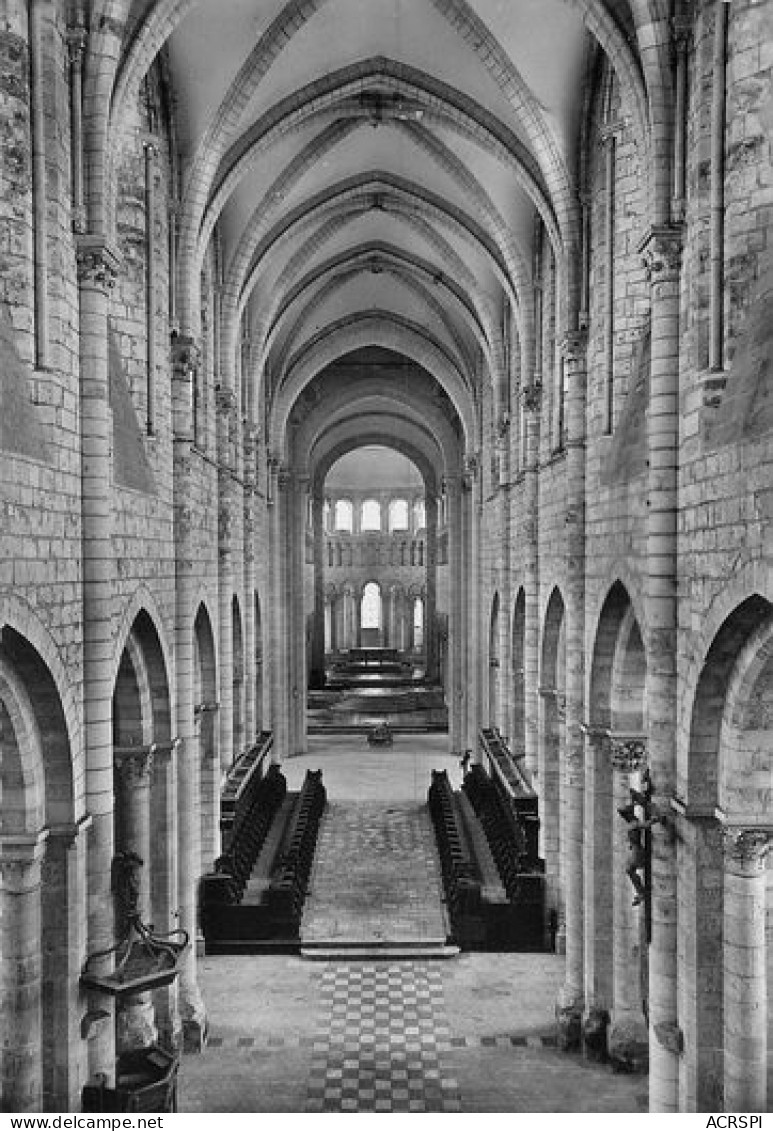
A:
305,964,462,1112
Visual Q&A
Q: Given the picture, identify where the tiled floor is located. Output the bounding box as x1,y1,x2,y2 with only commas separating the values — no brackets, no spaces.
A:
305,964,461,1112
179,737,648,1113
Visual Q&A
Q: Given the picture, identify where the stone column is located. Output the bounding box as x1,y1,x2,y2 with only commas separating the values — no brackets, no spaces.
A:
41,818,90,1110
582,726,613,1030
310,491,326,688
463,457,481,751
0,832,47,1111
723,829,770,1112
425,494,439,680
217,388,237,771
639,226,683,1111
171,333,206,1050
522,383,541,780
243,424,259,745
67,24,87,234
608,736,649,1071
113,747,157,1052
556,331,587,1049
539,688,563,950
77,236,121,1085
446,474,464,756
149,741,181,1050
287,473,308,755
267,462,290,761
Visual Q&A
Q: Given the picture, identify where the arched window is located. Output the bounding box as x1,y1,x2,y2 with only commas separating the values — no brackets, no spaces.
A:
389,498,409,531
361,498,381,531
334,498,353,532
361,582,381,629
413,596,424,649
413,499,426,531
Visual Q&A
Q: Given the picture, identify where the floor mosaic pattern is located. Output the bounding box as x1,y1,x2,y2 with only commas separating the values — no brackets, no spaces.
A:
305,963,462,1112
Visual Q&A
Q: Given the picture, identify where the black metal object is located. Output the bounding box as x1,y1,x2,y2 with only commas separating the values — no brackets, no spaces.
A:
82,1045,178,1112
80,852,188,997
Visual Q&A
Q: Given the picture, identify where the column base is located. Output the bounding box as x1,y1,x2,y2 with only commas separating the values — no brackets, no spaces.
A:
180,981,208,1053
555,985,584,1051
582,1006,610,1062
608,1010,649,1074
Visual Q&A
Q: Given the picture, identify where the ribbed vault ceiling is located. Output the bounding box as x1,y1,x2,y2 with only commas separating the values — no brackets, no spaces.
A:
119,0,638,462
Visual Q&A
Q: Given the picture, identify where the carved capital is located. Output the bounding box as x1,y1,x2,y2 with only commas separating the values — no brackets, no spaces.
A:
67,25,88,65
724,829,771,874
171,333,199,381
638,226,683,284
76,236,121,293
0,832,48,889
113,744,154,786
215,386,237,417
609,735,648,773
522,382,542,412
561,330,588,367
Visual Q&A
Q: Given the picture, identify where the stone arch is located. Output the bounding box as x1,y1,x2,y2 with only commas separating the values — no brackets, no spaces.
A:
194,602,219,870
587,580,649,1067
111,608,175,1052
679,594,773,1111
272,313,474,454
0,626,79,1111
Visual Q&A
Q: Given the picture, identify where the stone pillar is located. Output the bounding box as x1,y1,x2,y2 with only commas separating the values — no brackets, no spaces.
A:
67,24,87,234
608,737,649,1072
267,462,290,761
0,833,47,1111
113,747,157,1052
310,491,326,688
556,331,587,1050
582,726,613,1031
243,424,259,745
41,819,90,1110
287,473,308,755
425,494,439,680
171,334,206,1051
77,236,121,1085
723,829,770,1112
539,688,563,950
522,385,540,781
463,457,481,751
149,741,181,1050
217,387,237,771
446,474,464,756
639,226,683,1111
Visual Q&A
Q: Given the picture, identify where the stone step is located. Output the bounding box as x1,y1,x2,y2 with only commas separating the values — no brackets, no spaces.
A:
301,943,460,961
